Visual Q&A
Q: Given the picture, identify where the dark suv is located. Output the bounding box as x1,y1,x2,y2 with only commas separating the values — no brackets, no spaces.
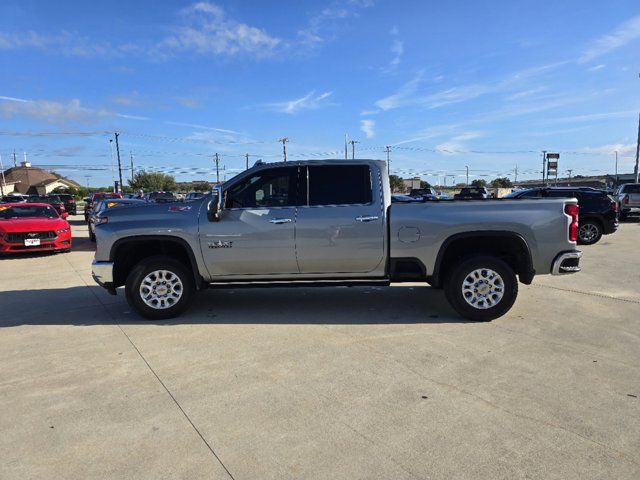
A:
505,187,618,245
28,195,66,215
50,193,77,215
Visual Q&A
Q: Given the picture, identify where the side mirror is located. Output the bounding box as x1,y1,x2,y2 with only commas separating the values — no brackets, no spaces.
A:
207,186,225,222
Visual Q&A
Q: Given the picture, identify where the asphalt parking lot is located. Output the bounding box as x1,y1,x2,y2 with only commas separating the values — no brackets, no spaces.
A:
1,215,639,480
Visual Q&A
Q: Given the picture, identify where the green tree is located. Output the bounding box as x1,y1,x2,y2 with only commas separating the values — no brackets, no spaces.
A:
191,182,212,192
471,179,487,188
419,180,431,189
129,171,176,192
389,175,405,193
490,177,513,188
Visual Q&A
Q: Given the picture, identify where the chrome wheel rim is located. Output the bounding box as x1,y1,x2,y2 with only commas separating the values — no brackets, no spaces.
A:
579,224,598,242
462,268,504,310
139,270,183,310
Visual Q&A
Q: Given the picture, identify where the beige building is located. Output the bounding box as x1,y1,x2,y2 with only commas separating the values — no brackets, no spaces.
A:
1,162,81,195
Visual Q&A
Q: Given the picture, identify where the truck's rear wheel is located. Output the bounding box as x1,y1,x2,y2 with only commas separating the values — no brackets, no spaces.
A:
444,256,517,321
125,256,194,320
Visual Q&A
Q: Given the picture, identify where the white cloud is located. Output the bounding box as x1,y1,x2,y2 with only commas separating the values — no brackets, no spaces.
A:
165,121,240,135
156,2,281,58
360,119,375,138
550,110,637,124
297,0,374,47
374,62,566,112
389,39,403,67
581,143,635,156
267,91,334,114
587,63,606,72
375,71,423,110
580,15,640,62
435,131,484,154
0,95,147,124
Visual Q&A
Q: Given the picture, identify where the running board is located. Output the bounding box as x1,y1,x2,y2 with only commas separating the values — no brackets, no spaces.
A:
208,278,391,289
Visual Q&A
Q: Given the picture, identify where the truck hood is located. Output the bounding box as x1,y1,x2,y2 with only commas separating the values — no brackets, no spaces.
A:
0,217,69,233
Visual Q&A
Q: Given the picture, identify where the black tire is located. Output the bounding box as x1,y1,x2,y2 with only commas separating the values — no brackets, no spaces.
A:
577,220,602,245
125,256,195,320
89,227,96,242
444,256,518,322
619,211,628,221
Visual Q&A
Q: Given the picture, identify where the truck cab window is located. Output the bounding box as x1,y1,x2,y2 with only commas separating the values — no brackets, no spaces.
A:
305,165,372,206
225,167,298,209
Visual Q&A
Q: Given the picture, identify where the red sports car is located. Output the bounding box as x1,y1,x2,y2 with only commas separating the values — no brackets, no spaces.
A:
0,203,72,254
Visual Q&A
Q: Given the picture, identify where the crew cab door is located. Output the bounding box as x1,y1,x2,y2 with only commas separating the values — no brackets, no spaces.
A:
199,166,300,276
295,164,385,275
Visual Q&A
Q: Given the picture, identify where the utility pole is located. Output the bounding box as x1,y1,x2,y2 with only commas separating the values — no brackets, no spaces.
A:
109,139,115,188
635,113,640,183
567,169,573,185
385,145,391,176
514,164,518,183
465,165,469,186
349,140,359,160
0,154,6,196
278,137,289,162
214,153,220,184
245,153,250,170
129,151,135,185
114,132,123,192
12,149,17,167
615,151,618,186
541,150,547,185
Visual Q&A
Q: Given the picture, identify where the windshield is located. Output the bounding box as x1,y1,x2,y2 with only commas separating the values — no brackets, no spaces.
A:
0,205,58,219
503,190,522,198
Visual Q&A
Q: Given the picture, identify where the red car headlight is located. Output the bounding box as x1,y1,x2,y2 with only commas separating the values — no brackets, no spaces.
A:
57,228,70,234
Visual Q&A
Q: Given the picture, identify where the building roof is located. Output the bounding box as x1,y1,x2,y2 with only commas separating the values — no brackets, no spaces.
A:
1,163,81,194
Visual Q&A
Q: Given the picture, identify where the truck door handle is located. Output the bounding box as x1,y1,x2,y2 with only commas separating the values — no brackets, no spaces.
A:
269,218,293,224
355,215,379,222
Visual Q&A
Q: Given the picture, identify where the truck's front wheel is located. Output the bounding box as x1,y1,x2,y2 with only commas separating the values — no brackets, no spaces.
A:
125,256,194,320
444,256,517,321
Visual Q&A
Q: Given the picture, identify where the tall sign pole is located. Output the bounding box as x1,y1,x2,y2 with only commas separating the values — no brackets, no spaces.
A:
214,153,220,184
541,150,547,185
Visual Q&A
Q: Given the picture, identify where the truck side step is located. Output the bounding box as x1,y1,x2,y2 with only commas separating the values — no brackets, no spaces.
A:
208,278,391,289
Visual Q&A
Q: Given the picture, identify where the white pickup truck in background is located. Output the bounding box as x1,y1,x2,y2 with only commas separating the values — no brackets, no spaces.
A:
616,183,640,220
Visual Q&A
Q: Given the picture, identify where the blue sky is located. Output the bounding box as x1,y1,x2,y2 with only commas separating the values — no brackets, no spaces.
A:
1,0,639,187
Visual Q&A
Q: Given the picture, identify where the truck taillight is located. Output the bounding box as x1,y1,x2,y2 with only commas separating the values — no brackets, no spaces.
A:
565,204,579,242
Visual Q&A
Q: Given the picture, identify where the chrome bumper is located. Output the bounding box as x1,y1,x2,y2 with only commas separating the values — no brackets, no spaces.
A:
551,251,582,275
92,260,114,286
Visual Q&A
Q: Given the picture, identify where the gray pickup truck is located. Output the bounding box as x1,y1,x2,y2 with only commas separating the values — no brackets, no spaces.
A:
92,160,582,321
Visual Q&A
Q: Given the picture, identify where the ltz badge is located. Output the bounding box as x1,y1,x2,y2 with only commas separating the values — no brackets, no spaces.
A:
208,240,233,249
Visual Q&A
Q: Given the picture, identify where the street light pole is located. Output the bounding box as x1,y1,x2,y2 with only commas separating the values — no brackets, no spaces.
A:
615,150,618,186
465,165,469,186
541,150,547,186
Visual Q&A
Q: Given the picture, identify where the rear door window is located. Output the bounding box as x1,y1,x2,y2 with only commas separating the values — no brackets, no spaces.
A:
305,165,372,206
623,184,640,193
